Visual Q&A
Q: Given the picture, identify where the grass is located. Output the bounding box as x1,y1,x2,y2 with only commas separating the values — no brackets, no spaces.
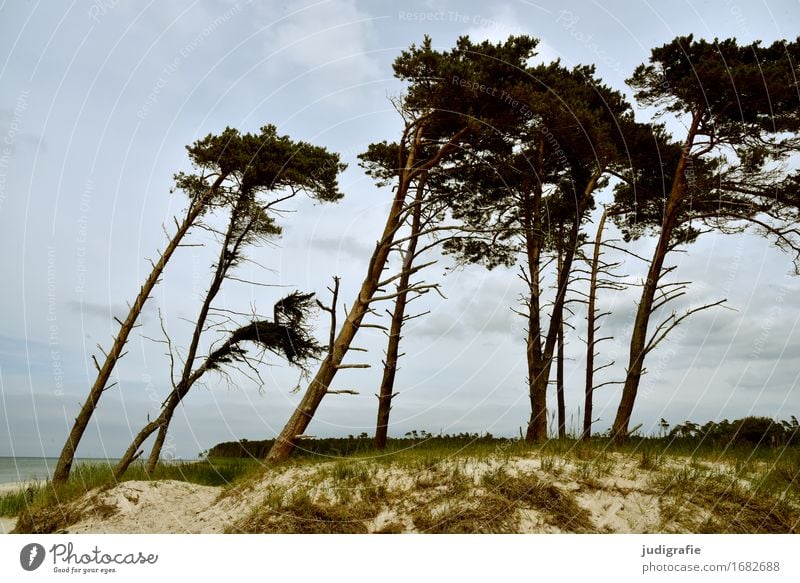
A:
4,457,262,533
230,490,379,534
408,467,593,533
7,436,799,534
652,461,800,533
228,472,388,534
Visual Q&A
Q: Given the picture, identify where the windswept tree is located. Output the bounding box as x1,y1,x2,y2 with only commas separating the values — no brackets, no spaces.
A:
572,206,630,439
266,35,540,462
52,132,237,485
111,125,345,476
446,62,636,441
359,139,477,449
610,36,800,443
115,293,323,477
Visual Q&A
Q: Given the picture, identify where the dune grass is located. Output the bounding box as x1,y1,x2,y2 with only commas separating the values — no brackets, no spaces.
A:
3,457,262,532
7,436,799,534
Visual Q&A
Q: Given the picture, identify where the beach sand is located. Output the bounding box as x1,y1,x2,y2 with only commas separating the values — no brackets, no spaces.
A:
5,455,670,534
0,516,17,534
2,453,795,534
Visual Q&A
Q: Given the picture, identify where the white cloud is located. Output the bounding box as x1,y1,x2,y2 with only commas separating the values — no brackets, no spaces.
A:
253,0,383,107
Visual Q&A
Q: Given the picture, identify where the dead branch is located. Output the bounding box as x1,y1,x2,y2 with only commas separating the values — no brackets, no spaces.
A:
644,299,728,355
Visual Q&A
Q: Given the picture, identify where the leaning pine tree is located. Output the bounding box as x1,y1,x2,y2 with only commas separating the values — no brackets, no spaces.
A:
445,61,637,441
266,35,540,462
113,125,345,477
610,35,800,443
51,132,237,485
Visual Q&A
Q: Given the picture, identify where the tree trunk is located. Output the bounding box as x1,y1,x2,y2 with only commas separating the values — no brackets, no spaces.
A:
145,422,168,474
114,386,185,479
375,174,426,450
266,125,452,463
118,192,248,476
583,208,607,440
51,176,225,485
611,111,702,444
266,189,410,462
523,172,546,442
527,171,600,441
114,417,163,479
556,244,566,440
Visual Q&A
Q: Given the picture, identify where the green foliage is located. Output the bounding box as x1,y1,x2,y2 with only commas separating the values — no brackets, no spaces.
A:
668,416,800,447
393,35,539,132
614,35,800,252
442,59,636,268
181,125,346,203
206,292,323,373
629,35,800,130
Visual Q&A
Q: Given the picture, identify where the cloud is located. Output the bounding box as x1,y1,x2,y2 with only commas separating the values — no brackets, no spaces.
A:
254,0,383,107
462,4,526,44
65,300,156,325
306,234,375,261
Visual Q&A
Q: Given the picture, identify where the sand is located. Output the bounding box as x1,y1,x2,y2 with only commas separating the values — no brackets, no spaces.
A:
0,453,775,534
67,480,227,534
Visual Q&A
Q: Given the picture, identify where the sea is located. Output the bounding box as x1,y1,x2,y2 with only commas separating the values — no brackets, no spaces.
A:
0,458,117,485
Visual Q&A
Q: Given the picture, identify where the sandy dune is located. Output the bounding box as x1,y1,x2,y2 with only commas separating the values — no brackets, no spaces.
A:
5,451,795,534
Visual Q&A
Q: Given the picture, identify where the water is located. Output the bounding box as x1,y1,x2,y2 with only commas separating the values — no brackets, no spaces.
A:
0,458,117,485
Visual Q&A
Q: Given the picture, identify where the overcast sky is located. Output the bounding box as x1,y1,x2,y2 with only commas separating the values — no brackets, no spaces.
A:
1,0,798,459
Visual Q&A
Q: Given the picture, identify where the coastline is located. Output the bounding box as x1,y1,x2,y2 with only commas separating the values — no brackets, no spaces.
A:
0,480,42,495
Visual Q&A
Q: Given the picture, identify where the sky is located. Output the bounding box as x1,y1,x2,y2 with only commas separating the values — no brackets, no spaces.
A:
0,0,799,459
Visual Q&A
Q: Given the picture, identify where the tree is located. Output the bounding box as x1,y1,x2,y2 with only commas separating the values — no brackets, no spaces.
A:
115,293,323,478
111,125,344,477
445,61,636,441
265,35,540,462
51,134,237,485
610,36,800,443
576,207,628,439
373,172,429,450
